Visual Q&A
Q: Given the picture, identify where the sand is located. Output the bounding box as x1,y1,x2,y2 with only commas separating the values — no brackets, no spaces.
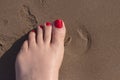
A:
0,0,120,80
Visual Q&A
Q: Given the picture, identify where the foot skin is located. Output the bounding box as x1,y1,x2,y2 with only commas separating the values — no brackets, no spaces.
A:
15,19,66,80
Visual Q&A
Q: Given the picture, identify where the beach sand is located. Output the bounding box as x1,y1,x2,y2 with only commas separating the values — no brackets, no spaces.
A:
0,0,120,80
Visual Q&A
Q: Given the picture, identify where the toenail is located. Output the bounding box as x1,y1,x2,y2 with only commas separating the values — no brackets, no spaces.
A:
31,30,35,32
54,19,63,28
39,25,44,29
46,22,51,26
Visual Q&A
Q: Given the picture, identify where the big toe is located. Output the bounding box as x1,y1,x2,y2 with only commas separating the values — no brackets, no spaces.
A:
51,19,66,45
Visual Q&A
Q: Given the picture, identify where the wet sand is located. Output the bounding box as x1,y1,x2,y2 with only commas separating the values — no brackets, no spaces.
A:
0,0,120,80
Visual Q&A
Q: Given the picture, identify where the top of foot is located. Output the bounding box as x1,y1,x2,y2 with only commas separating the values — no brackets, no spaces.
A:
15,19,66,80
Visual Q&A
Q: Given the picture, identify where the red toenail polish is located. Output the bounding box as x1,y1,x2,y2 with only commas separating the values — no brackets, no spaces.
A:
39,25,44,29
54,19,63,28
31,30,35,32
46,22,51,26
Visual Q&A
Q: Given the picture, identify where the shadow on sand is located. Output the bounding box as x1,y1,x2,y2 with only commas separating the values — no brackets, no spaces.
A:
0,34,28,80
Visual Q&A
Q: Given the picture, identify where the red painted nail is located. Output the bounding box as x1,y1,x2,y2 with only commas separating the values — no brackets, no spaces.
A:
54,19,63,28
31,30,35,32
39,25,44,29
46,22,51,26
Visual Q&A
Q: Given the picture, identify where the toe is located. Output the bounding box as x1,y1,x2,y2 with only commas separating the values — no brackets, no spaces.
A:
36,25,44,45
21,40,28,51
51,19,66,45
44,22,52,44
28,30,37,47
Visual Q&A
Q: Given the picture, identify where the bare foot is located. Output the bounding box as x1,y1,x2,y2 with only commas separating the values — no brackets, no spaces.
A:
15,19,66,80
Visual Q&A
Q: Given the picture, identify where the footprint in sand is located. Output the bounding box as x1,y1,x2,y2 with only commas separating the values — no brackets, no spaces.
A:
65,25,91,58
19,5,38,28
64,36,72,47
77,25,91,52
74,25,92,55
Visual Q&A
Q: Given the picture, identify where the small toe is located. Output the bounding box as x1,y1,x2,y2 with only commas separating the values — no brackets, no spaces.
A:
21,40,28,51
51,19,66,45
36,25,44,45
44,22,52,44
28,30,37,47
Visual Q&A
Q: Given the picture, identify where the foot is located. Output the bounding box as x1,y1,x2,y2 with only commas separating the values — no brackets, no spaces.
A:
15,19,66,80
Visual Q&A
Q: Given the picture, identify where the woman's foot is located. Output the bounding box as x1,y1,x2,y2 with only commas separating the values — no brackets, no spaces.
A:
15,19,66,80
